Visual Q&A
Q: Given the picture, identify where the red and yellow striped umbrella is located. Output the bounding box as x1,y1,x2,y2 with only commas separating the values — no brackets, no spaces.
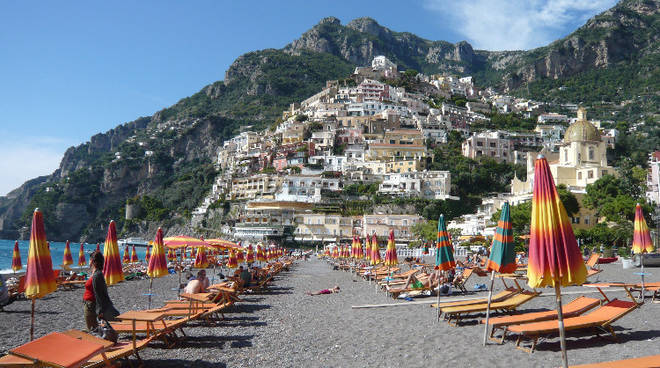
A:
206,238,239,250
435,214,456,270
164,236,209,249
194,246,209,269
364,236,371,261
324,247,331,257
95,243,100,253
130,245,139,263
145,245,151,263
527,155,586,368
122,245,130,264
12,240,22,272
256,245,266,262
237,249,245,264
148,228,169,278
384,229,398,266
24,209,57,341
25,209,56,299
632,203,654,254
227,249,238,269
246,244,255,263
354,235,364,259
103,221,124,286
166,248,175,261
527,156,586,288
370,234,381,265
62,240,73,267
77,243,86,267
331,246,339,259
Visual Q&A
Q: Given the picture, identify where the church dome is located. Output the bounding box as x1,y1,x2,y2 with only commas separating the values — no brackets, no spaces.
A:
564,119,600,143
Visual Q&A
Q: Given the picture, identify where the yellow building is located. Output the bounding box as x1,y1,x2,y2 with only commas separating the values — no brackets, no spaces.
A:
366,143,427,162
385,159,424,173
230,174,283,200
383,129,425,145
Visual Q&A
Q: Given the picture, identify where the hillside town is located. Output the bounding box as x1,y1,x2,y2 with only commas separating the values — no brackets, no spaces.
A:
183,56,653,247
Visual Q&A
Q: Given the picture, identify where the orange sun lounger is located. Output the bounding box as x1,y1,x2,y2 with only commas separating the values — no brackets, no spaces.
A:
431,288,520,309
440,291,541,326
569,353,660,368
481,296,601,343
507,299,638,353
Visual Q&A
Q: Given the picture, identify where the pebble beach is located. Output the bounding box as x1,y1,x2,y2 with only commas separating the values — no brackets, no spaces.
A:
1,257,660,367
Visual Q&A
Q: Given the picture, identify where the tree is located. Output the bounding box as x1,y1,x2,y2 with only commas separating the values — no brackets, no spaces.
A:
583,173,653,224
411,220,438,242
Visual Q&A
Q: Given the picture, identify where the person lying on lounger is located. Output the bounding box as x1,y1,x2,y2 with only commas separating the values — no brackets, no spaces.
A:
306,286,340,296
401,269,445,290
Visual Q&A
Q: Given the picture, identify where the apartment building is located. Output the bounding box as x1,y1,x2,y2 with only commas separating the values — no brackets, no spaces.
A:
230,174,283,200
461,131,513,163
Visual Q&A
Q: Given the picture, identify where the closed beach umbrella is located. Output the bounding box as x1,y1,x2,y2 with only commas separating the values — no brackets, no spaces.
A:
130,245,139,263
145,245,151,263
435,215,456,270
324,247,331,257
62,240,73,268
423,242,429,255
256,245,266,263
384,229,398,266
246,244,255,263
370,234,381,265
95,243,100,253
331,246,339,259
632,203,654,301
77,243,86,267
147,228,169,308
25,209,57,340
354,235,363,259
227,249,238,269
122,245,130,264
483,201,517,345
237,249,245,264
103,220,124,286
527,155,587,368
166,248,174,261
194,247,209,269
351,236,357,258
12,240,22,272
364,236,371,261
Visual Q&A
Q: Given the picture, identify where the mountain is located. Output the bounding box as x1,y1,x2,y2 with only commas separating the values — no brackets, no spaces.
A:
0,0,657,241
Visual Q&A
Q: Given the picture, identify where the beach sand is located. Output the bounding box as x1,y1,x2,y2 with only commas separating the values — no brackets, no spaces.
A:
1,258,659,367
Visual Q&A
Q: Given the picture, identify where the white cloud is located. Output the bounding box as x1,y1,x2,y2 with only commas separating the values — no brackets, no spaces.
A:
424,0,617,50
0,137,68,196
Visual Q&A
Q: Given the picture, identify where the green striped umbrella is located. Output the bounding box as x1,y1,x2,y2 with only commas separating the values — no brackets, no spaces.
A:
483,201,517,345
435,214,455,321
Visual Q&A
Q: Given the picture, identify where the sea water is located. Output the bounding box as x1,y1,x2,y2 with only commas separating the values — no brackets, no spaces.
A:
0,239,148,274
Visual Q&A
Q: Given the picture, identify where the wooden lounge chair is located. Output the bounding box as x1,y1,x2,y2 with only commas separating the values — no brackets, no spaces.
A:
628,282,660,302
386,275,431,299
508,299,639,353
569,353,660,367
431,288,521,309
83,335,155,368
0,354,35,367
482,296,601,344
440,290,541,326
586,253,602,279
453,268,474,294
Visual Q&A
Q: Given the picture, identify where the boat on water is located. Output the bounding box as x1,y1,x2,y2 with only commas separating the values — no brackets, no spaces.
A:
632,253,660,267
118,237,149,247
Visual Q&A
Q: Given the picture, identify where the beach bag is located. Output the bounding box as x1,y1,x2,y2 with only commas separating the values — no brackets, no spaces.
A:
99,319,118,343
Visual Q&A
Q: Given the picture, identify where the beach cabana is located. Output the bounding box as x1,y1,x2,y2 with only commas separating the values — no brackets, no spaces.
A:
12,240,22,273
483,201,516,345
632,203,654,302
24,209,57,340
103,221,124,286
527,155,587,368
62,240,73,268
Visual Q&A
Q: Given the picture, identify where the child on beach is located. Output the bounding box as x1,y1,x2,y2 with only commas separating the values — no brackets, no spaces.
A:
306,286,340,296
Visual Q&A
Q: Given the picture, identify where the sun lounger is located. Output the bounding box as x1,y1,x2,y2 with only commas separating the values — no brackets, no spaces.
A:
83,335,155,368
431,288,520,309
0,354,35,367
569,353,660,367
440,291,541,326
482,296,601,343
508,299,638,353
453,268,474,294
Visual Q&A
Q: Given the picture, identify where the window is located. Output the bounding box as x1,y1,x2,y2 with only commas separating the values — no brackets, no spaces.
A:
578,172,582,180
490,142,496,148
477,151,482,156
588,170,593,179
476,141,483,147
588,147,594,161
602,170,608,175
584,216,590,225
564,150,568,162
571,217,580,224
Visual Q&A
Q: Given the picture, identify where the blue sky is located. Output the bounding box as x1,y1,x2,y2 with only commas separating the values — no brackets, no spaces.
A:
0,0,617,195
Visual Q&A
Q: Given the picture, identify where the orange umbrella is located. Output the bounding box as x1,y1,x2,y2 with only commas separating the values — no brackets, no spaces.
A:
194,247,209,269
12,240,22,272
103,221,124,286
384,229,398,266
527,155,587,368
246,244,255,263
77,243,86,267
24,209,57,340
62,240,73,268
370,234,381,265
122,245,130,264
130,245,139,263
632,203,654,301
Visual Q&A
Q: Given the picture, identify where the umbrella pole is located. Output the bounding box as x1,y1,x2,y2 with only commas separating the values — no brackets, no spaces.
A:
641,254,645,303
436,271,442,322
30,298,35,341
482,270,496,346
554,283,569,368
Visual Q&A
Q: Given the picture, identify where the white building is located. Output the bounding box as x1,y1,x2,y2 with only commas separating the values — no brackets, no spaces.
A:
461,131,513,163
646,151,660,205
378,171,452,199
274,175,341,203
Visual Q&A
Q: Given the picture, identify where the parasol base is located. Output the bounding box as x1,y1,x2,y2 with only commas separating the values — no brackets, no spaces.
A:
142,293,154,296
634,272,651,276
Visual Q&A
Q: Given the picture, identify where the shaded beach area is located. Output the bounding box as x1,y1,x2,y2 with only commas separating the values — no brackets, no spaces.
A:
1,257,659,367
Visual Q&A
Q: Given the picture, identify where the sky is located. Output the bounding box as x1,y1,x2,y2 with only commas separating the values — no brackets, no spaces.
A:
0,0,617,196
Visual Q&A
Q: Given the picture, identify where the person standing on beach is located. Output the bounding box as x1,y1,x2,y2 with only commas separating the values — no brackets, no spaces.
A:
84,251,120,331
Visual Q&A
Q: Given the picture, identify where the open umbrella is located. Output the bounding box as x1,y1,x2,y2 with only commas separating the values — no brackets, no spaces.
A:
527,155,587,368
77,243,86,268
12,240,22,273
147,228,169,308
632,203,654,302
370,234,381,265
62,240,73,268
24,209,57,340
483,201,517,345
130,245,139,263
246,244,255,264
163,236,209,249
435,214,456,321
103,221,124,286
194,247,209,269
122,245,130,264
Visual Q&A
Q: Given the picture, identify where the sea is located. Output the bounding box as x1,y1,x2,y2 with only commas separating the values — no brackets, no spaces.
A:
0,239,148,274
